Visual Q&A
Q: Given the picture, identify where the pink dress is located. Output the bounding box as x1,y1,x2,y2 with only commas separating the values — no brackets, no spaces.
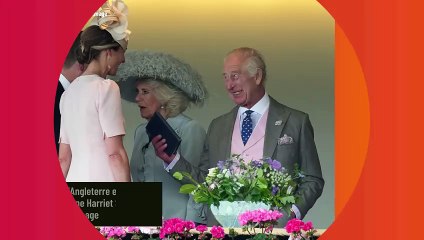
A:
59,74,125,182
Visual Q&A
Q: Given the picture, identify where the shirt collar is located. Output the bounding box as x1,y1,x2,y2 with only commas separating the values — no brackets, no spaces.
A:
238,93,270,115
59,74,71,90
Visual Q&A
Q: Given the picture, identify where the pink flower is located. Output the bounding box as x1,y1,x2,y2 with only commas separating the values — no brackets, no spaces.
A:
196,225,208,233
160,218,183,238
99,227,111,236
159,218,197,239
185,221,196,230
285,218,316,239
238,209,283,226
302,221,314,231
175,222,185,233
210,226,225,239
127,226,140,234
285,218,304,233
104,227,126,239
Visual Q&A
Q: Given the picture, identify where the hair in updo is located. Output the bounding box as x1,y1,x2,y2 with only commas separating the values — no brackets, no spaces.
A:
76,25,121,64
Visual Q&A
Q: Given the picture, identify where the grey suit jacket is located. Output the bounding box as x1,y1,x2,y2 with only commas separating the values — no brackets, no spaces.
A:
171,97,324,225
131,114,207,223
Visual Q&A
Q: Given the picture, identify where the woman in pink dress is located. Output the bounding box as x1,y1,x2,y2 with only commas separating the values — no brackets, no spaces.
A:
58,0,131,182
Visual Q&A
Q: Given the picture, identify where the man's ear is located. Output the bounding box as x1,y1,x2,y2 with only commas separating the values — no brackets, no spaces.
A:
78,63,85,72
255,68,263,85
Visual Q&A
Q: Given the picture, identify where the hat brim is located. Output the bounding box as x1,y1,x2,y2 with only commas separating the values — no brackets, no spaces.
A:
115,50,208,104
117,76,140,103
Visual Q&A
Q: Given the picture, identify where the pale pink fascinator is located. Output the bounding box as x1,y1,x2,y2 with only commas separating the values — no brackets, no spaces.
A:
89,0,131,51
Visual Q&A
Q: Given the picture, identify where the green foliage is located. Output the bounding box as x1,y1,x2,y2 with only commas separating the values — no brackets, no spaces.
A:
228,228,238,240
173,154,303,210
179,184,197,194
173,172,183,180
252,233,269,240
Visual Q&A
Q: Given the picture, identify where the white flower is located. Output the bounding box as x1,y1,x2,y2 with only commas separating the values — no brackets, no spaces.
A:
208,167,218,177
287,186,293,194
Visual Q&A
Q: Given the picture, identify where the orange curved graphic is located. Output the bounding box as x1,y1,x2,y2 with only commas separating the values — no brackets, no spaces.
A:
335,23,370,216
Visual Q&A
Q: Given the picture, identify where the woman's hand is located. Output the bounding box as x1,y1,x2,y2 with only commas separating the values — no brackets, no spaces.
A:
151,135,176,164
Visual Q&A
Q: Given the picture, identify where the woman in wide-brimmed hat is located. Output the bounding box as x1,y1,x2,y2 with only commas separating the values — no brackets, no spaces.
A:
59,0,131,182
117,50,208,223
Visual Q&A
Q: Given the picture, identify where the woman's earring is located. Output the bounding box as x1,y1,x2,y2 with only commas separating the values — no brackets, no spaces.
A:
160,106,165,109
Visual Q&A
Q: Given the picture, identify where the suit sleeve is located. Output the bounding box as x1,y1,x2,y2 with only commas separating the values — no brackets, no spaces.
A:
130,124,146,182
54,84,64,152
295,114,325,218
178,120,206,168
177,120,208,223
169,119,213,184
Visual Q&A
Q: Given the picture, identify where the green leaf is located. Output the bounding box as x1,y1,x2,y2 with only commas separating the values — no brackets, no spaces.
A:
257,169,264,178
193,194,209,203
181,172,193,179
252,233,268,240
179,184,197,194
257,178,268,189
173,172,183,180
281,196,296,205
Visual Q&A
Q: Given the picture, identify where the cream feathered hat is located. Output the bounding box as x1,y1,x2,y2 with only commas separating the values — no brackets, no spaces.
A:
90,0,131,50
115,50,208,105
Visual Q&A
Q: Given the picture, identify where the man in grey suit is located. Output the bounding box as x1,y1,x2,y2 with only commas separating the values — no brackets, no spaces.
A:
153,47,324,226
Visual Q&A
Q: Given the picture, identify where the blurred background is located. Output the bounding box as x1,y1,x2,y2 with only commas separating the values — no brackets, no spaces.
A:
84,0,334,228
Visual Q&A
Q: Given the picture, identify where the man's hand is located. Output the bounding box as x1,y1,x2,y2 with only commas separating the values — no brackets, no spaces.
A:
151,135,175,164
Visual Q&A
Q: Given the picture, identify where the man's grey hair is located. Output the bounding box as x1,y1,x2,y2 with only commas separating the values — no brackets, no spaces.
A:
226,47,267,82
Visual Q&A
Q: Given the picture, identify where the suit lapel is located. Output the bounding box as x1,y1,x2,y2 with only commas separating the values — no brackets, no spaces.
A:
56,83,65,98
263,97,291,158
219,107,238,160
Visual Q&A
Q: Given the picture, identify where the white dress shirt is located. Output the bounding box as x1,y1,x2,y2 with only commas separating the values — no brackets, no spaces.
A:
238,93,270,131
59,74,71,90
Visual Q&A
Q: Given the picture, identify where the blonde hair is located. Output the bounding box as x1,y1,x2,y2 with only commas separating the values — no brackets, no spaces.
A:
141,79,190,118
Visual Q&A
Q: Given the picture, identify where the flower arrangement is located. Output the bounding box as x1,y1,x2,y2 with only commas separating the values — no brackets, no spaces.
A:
209,226,226,240
159,218,195,239
238,209,283,240
98,226,161,240
97,224,227,240
159,218,225,240
96,216,318,240
285,219,317,240
99,226,127,240
174,154,303,210
195,225,209,240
